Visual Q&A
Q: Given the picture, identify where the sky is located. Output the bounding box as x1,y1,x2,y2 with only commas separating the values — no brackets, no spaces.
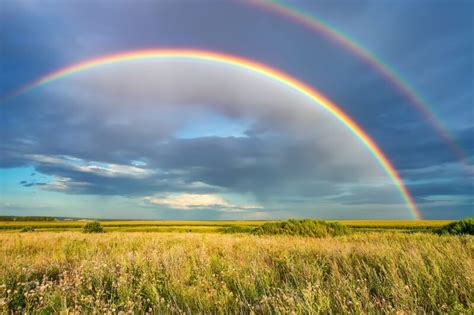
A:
0,0,472,220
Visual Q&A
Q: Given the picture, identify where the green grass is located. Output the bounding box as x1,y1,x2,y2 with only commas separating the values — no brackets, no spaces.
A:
0,232,472,313
252,219,350,237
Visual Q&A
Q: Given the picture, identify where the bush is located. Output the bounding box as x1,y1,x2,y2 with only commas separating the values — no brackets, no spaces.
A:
436,218,474,235
82,221,105,233
222,225,255,234
20,226,35,232
252,219,350,237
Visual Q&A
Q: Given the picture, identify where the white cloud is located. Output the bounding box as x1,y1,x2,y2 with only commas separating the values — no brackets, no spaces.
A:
41,176,89,191
144,193,262,211
26,154,154,178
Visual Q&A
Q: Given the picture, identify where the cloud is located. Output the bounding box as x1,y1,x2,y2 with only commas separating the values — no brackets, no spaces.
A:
26,154,154,179
41,176,90,192
144,193,262,211
0,59,440,217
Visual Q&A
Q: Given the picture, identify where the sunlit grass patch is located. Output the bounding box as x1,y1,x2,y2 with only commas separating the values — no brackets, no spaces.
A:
0,232,472,313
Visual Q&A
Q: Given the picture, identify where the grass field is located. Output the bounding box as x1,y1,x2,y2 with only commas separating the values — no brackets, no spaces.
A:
0,219,453,233
0,220,472,313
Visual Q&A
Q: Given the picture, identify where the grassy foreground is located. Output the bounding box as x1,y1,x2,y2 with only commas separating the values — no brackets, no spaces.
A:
1,232,472,313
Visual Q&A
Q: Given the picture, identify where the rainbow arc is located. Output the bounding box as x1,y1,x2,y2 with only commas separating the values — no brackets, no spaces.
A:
1,49,421,219
249,0,470,168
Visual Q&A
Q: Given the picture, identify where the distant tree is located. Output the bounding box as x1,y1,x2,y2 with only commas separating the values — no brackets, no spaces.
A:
82,221,105,233
0,216,55,221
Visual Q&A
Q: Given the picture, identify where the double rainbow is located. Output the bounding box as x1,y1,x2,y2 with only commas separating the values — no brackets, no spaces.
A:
2,49,421,219
250,0,469,166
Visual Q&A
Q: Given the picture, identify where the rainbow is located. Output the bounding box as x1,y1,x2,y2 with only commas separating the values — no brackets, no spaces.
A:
1,49,421,219
249,0,470,168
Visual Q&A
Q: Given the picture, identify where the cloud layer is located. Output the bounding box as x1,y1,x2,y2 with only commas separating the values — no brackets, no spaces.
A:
0,60,412,218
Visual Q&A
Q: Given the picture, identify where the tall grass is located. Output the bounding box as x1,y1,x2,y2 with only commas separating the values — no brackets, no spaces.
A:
0,232,472,313
252,219,350,237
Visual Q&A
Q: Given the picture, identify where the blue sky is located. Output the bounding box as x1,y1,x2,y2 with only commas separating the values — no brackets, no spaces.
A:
0,0,472,220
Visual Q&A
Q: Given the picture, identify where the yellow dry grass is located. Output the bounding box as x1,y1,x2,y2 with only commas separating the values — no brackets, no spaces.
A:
0,232,472,313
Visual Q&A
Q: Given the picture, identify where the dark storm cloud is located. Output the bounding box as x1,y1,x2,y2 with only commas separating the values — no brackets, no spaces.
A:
380,127,474,171
149,135,383,200
329,184,408,205
410,181,473,202
403,164,473,201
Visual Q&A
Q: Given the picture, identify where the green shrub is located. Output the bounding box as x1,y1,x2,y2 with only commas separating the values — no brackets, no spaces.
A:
82,221,105,233
20,226,35,232
436,218,474,235
252,219,350,237
222,225,255,234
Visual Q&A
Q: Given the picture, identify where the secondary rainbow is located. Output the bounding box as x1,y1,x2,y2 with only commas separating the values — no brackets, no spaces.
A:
2,49,421,219
249,0,470,167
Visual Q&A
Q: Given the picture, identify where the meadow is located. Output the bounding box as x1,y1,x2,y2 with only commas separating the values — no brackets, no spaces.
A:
0,220,472,314
0,219,452,233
